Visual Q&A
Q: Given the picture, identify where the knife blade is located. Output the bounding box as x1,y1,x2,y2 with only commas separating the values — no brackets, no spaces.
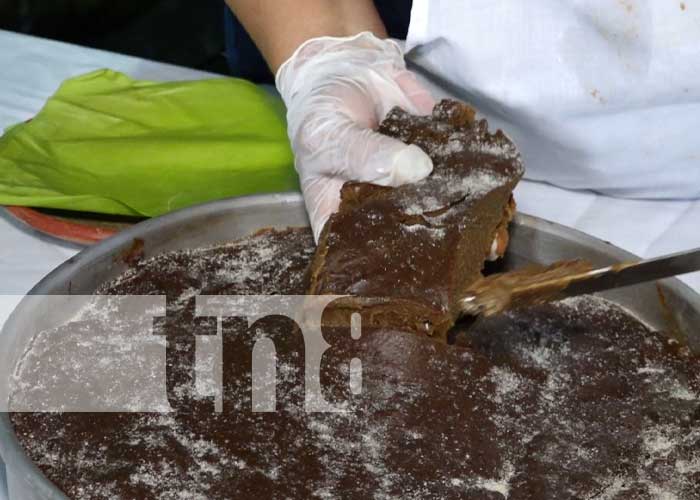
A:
460,247,700,317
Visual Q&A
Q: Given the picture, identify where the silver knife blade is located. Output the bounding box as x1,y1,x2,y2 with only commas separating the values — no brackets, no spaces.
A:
563,247,700,297
460,247,700,317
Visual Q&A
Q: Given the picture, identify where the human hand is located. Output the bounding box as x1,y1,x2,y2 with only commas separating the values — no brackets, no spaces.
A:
276,32,435,241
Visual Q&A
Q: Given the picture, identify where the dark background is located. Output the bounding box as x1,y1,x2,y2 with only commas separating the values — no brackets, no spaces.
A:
0,0,230,74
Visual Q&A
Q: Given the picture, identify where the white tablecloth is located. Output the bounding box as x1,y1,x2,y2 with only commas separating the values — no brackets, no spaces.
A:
0,28,699,497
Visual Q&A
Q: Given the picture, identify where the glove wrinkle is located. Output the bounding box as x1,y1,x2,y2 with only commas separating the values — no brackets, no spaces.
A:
276,32,436,241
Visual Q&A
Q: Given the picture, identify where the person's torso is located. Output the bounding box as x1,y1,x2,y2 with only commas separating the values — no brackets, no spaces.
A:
406,0,700,199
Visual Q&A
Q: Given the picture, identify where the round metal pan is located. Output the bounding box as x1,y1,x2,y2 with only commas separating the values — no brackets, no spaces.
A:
1,192,699,499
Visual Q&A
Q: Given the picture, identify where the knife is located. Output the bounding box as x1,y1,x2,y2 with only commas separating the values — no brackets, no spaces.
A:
459,247,700,317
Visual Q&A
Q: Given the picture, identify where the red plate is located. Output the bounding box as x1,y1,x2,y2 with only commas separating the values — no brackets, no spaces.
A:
4,206,143,245
4,118,143,245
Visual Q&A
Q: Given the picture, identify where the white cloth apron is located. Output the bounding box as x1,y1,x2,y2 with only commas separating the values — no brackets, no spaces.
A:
406,0,700,199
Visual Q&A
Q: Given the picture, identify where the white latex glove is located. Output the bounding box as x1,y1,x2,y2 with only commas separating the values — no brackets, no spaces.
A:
276,32,435,241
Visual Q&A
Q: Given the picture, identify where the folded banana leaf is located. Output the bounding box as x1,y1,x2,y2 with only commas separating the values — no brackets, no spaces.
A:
0,69,298,217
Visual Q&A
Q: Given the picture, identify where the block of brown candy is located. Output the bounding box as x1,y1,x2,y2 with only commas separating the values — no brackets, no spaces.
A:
308,100,524,340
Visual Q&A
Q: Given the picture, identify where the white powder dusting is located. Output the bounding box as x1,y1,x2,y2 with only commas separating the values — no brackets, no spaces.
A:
428,130,519,162
451,461,516,498
488,366,523,404
669,380,699,401
473,462,516,498
480,296,700,500
676,458,700,475
432,138,466,157
595,477,631,499
403,196,442,215
638,366,667,375
401,223,446,240
644,425,679,458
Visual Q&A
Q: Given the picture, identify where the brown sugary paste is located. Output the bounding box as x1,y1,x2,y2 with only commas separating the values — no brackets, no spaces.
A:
11,228,700,499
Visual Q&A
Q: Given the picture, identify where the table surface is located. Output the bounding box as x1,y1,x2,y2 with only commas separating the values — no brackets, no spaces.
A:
1,28,699,499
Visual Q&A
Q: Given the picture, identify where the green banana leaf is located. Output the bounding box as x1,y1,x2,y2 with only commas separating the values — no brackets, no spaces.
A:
0,69,298,217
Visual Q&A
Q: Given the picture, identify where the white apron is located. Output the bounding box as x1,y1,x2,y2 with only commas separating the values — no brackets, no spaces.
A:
406,0,700,199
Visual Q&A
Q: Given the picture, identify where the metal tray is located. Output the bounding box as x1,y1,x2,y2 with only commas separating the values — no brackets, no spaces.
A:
1,192,699,499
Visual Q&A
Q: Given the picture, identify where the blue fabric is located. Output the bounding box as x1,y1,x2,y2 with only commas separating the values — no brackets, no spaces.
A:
224,1,413,84
224,7,272,83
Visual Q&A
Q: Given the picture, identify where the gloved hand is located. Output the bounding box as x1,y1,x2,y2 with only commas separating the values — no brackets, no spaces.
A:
276,32,435,241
